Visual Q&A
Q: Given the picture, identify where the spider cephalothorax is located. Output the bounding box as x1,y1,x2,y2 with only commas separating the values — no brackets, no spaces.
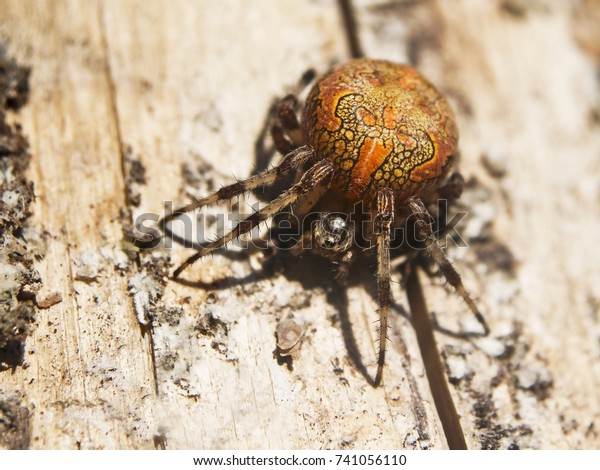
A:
160,58,488,386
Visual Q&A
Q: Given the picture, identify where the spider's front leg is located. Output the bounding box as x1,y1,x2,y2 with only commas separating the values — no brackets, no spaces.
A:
160,145,315,229
169,158,334,278
374,188,395,386
408,197,490,336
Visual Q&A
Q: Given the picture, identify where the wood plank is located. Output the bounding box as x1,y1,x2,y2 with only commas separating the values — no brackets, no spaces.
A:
102,0,446,450
0,0,157,448
0,0,450,449
354,0,600,449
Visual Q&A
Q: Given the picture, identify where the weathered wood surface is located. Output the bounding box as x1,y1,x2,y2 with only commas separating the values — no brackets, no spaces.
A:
1,0,599,449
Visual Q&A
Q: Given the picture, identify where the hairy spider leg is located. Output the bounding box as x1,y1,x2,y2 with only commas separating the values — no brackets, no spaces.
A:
159,145,315,231
408,198,490,335
171,159,335,278
270,69,315,155
374,188,394,386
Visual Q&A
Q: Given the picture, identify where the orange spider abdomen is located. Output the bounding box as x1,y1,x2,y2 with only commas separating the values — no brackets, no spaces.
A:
303,59,458,201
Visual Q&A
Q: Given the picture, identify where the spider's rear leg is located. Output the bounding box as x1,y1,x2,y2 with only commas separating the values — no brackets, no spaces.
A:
172,159,334,278
374,188,395,386
433,172,465,200
422,172,465,241
408,197,490,336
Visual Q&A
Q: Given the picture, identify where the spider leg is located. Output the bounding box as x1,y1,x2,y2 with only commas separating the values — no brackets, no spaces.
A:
172,159,335,278
270,70,315,155
408,197,490,335
433,172,464,200
271,123,296,155
271,95,304,154
159,145,315,228
278,95,304,146
374,188,394,386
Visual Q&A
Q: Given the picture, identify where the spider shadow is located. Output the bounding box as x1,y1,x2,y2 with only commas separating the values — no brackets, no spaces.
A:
167,219,479,387
325,262,413,387
171,241,401,386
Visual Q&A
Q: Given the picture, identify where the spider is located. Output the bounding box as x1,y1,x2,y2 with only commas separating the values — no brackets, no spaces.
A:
160,58,488,386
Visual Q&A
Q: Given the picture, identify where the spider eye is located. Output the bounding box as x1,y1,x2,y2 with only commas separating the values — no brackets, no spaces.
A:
322,238,335,249
314,213,353,253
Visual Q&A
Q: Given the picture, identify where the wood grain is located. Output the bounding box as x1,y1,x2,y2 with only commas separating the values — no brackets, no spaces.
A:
0,0,599,449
